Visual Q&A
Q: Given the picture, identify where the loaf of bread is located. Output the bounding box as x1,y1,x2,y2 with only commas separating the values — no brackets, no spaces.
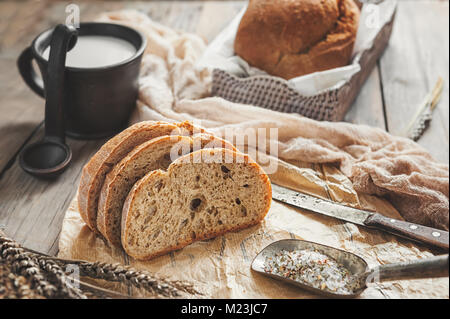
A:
121,148,272,260
234,0,360,79
97,134,236,246
78,121,205,232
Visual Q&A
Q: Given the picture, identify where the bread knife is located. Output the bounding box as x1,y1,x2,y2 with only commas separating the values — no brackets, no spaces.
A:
271,183,449,251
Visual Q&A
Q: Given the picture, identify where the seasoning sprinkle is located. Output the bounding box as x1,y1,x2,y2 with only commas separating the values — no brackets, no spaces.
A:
263,249,358,294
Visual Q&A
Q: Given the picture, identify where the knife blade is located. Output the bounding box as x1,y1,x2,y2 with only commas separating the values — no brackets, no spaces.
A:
271,183,449,251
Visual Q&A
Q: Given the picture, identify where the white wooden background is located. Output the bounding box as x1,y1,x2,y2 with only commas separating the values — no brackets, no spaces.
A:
0,0,448,255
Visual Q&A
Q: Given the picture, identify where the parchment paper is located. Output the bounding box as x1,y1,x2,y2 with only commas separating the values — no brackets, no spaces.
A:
58,159,449,299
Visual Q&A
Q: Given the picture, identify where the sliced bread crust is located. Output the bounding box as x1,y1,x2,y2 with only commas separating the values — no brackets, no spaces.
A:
121,148,272,260
78,121,205,232
97,134,236,246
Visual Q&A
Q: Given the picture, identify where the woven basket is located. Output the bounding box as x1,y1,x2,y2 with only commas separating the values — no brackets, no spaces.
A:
212,7,396,122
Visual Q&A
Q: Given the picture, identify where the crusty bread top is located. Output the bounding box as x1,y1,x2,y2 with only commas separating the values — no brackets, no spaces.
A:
121,148,272,260
234,0,360,79
77,121,206,231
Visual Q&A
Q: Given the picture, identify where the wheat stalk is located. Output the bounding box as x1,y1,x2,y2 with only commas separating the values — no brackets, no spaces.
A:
0,231,200,298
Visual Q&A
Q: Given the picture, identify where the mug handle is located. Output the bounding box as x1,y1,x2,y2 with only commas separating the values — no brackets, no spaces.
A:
17,46,45,98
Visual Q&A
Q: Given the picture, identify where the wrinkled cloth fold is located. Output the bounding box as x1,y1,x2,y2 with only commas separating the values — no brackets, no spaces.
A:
97,10,449,231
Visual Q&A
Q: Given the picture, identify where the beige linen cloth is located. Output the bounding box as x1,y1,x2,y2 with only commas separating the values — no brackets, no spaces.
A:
59,11,449,298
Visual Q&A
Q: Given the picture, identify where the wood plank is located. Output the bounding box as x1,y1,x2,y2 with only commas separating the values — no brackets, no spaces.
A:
195,1,245,42
0,0,157,172
0,0,246,173
0,57,44,172
0,1,52,58
1,0,448,258
345,65,386,129
0,2,18,48
0,1,56,172
0,0,240,256
379,0,449,163
0,129,105,255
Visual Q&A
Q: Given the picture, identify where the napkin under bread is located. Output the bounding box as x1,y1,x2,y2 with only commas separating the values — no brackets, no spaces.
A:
97,10,448,231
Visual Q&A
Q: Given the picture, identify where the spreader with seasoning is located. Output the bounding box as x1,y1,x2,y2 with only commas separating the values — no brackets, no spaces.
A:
252,239,449,298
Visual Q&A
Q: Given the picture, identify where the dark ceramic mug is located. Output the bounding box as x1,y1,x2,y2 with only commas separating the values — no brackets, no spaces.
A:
17,23,147,139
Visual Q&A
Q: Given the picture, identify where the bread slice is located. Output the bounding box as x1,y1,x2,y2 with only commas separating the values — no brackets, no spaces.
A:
97,134,237,246
121,148,272,260
78,121,205,232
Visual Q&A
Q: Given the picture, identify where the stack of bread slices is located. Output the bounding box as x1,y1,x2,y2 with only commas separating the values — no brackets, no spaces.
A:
77,121,272,260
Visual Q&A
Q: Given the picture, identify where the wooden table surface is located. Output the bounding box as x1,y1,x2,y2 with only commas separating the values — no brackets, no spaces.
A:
0,0,448,256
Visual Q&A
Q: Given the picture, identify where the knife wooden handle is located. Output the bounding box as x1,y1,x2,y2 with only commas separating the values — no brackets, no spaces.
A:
368,255,449,283
364,213,449,251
